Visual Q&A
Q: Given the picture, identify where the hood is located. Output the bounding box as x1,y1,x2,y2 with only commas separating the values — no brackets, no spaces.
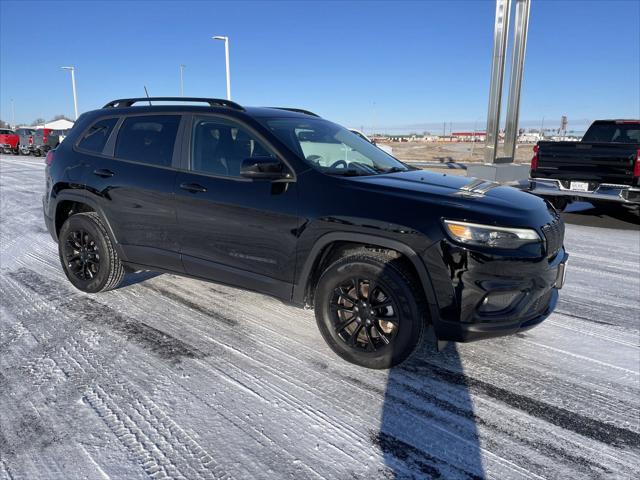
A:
346,170,553,227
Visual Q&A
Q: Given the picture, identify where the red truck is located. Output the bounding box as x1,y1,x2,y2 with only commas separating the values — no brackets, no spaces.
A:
0,128,19,154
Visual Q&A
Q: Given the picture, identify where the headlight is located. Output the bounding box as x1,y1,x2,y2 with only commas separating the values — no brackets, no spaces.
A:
443,220,541,249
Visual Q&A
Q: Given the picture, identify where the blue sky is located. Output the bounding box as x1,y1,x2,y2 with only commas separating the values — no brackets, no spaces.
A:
1,0,638,132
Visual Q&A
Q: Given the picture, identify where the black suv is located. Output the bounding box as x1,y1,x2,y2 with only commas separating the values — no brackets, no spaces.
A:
43,97,568,368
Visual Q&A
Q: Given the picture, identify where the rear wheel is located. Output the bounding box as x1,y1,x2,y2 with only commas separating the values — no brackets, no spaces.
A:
548,197,569,212
314,250,426,369
58,212,125,293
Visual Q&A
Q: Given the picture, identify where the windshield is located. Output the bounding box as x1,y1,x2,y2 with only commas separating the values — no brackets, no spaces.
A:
259,117,409,175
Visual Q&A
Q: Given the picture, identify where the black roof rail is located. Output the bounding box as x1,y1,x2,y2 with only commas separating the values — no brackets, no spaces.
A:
270,107,320,117
103,97,245,111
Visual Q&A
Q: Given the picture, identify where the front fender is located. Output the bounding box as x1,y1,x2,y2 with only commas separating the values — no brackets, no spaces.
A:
291,231,440,325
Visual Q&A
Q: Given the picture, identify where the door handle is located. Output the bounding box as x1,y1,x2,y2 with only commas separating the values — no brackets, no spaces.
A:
93,168,115,178
179,182,207,193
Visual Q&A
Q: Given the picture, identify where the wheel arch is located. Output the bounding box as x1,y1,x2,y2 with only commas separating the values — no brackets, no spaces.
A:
52,191,127,261
292,232,440,321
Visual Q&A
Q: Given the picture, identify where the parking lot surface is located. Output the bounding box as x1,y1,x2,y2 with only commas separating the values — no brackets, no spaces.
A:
1,155,638,479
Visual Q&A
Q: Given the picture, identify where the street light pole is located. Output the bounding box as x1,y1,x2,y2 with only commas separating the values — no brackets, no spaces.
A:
212,36,231,100
61,66,78,120
10,98,15,128
179,64,186,96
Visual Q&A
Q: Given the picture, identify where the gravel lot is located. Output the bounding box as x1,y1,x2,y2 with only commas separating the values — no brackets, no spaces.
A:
1,155,638,479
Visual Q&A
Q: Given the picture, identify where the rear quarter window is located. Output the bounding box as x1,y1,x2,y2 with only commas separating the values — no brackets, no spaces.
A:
77,118,119,153
115,115,181,167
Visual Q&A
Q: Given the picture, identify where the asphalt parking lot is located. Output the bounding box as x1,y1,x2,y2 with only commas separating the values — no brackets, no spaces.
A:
1,154,638,479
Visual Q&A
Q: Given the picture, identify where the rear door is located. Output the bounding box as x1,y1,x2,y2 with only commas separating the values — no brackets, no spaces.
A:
86,114,185,272
173,114,299,299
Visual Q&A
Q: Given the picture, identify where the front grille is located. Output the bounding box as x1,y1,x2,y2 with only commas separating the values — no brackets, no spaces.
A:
542,216,564,259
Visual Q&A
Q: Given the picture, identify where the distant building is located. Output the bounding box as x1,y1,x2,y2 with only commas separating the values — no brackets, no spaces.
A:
451,131,487,142
34,118,75,130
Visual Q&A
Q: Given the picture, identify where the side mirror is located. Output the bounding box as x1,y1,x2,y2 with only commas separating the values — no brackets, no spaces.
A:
240,157,288,180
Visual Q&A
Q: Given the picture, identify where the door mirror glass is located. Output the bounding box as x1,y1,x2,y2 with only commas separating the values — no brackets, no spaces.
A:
240,157,286,179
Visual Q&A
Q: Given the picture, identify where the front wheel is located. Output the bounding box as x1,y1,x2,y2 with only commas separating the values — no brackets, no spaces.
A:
314,251,426,369
58,212,125,293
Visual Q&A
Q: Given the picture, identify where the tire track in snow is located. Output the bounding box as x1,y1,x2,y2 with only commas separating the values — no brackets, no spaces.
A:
1,269,232,480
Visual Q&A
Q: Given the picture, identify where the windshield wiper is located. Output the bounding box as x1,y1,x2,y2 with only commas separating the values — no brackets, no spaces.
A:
325,168,366,177
383,166,407,173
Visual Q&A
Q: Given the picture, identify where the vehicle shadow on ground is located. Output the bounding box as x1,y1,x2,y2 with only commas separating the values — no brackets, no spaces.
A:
561,201,639,230
377,335,484,478
117,270,162,289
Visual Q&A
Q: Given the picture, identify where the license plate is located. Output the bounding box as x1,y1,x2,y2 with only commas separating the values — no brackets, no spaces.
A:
556,260,568,289
570,181,589,192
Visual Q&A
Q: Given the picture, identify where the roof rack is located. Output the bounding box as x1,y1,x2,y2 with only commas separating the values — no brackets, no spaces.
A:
102,97,245,111
271,107,320,117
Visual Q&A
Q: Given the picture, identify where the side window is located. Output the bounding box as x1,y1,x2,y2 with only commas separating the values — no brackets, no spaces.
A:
191,117,275,177
78,118,118,153
115,115,180,167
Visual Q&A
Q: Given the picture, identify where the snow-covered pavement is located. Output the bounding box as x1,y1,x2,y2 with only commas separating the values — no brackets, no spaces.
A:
1,155,638,479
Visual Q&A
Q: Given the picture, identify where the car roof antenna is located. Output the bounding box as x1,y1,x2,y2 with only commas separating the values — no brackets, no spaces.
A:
144,86,152,106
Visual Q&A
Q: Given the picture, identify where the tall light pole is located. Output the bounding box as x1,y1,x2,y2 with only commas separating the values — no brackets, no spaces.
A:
179,64,186,96
61,66,78,120
10,98,15,128
212,35,231,100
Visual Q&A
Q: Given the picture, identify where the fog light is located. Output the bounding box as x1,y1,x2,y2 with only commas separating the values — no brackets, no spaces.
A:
478,291,524,314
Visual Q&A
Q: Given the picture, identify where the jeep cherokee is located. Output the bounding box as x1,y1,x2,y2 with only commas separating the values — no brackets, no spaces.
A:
43,97,568,369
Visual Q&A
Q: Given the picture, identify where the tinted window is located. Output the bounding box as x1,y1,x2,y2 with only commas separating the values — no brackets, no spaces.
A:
78,118,118,153
115,115,180,166
582,122,640,143
191,117,275,177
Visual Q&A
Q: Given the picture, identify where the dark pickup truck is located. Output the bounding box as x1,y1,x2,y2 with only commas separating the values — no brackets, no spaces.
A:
32,128,64,156
529,120,640,210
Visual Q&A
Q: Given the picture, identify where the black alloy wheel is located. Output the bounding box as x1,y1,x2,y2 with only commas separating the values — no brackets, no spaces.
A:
331,277,399,352
58,212,125,293
63,229,100,281
314,250,426,369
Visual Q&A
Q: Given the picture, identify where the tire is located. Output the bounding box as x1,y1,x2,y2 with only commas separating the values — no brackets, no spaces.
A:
314,250,426,369
58,212,125,293
548,197,569,212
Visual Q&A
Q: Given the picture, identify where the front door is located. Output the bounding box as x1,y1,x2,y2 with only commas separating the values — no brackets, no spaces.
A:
173,115,299,300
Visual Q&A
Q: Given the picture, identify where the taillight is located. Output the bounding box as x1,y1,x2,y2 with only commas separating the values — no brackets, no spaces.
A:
45,150,55,166
29,136,32,144
43,136,48,143
634,149,640,178
530,144,539,171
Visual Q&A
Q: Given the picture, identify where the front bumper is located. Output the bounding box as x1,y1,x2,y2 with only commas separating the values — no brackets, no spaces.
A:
425,239,568,343
436,288,559,342
529,178,640,205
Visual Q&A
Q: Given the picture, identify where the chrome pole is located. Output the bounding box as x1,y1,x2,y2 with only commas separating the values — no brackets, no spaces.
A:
503,0,531,161
484,0,511,163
